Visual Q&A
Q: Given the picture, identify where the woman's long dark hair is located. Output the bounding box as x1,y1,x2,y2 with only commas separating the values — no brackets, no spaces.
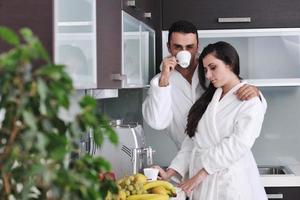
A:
186,41,240,137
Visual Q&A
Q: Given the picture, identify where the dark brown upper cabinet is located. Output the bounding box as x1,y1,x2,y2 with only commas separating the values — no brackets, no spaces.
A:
0,0,53,57
1,0,160,89
0,0,121,89
162,0,300,30
122,0,161,29
55,0,158,89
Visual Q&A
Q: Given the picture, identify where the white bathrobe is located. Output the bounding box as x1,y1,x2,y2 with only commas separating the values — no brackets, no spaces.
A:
142,67,203,149
169,83,267,200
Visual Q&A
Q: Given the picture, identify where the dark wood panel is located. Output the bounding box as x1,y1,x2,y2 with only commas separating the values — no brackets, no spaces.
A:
97,0,122,88
162,0,300,30
265,187,300,200
0,0,53,58
122,0,160,29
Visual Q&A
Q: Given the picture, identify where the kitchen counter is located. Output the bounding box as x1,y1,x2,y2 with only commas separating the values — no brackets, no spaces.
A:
261,164,300,187
170,165,300,199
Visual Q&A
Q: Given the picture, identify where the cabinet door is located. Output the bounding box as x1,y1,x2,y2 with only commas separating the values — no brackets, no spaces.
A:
141,24,156,85
123,12,142,87
162,0,300,30
122,12,156,87
54,0,98,89
54,0,122,89
0,0,53,57
265,187,300,200
122,0,162,73
122,0,159,29
97,0,122,88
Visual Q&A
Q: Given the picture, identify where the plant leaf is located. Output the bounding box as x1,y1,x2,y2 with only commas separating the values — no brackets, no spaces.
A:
80,96,96,109
0,26,20,46
37,78,48,101
23,110,37,131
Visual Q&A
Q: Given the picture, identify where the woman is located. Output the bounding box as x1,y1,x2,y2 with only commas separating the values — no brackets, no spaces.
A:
155,41,267,200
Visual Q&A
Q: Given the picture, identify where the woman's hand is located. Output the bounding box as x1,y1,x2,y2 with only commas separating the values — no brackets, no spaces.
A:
178,168,208,197
235,84,260,100
152,166,179,181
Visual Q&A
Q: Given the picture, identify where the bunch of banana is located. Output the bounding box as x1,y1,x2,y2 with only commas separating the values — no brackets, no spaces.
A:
144,180,177,198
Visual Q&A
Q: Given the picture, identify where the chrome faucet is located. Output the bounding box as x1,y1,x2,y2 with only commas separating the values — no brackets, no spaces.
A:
132,146,155,174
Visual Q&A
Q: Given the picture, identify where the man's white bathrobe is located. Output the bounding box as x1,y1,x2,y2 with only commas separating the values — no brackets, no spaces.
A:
169,83,267,200
142,67,203,149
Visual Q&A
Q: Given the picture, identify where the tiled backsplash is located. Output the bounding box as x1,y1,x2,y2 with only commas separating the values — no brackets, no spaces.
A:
97,88,147,124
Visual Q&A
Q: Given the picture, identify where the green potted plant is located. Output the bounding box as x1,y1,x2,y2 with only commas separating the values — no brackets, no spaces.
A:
0,26,118,200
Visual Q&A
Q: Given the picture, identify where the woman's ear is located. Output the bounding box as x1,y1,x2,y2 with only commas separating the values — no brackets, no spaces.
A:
227,64,234,71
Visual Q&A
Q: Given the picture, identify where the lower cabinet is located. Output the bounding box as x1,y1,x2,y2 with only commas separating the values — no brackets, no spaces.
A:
265,187,300,200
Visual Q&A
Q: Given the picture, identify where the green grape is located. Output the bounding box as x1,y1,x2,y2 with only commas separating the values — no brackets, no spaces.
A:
128,185,134,191
125,179,131,185
125,190,130,197
129,176,135,181
131,189,137,195
122,185,127,191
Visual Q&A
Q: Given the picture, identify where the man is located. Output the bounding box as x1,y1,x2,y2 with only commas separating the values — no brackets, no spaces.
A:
142,20,263,150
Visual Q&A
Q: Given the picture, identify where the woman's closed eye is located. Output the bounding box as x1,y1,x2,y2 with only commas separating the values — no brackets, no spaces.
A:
209,64,217,70
210,67,216,71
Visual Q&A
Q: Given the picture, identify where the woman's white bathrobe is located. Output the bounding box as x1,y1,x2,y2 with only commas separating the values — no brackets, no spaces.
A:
169,83,267,200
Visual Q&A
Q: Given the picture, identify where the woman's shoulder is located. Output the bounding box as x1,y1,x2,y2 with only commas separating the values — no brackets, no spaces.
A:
239,96,265,114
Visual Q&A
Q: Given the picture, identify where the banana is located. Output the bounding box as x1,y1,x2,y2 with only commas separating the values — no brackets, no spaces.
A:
166,186,177,197
127,194,168,200
143,180,174,191
126,194,157,200
150,186,169,195
144,180,177,198
145,194,169,200
134,173,147,184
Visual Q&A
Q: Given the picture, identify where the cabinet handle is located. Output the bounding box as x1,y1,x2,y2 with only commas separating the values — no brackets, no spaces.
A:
144,12,152,19
218,17,251,23
111,73,127,81
127,0,136,7
267,193,283,199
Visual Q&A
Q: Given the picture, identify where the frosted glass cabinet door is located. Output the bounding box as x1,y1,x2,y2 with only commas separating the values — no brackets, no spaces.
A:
122,12,142,87
54,0,97,89
122,11,156,87
141,24,155,85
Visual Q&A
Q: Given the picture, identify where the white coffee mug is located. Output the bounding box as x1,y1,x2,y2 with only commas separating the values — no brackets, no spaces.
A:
143,168,159,181
176,50,191,68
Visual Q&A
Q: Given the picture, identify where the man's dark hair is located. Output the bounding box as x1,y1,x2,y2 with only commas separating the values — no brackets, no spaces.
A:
168,20,198,44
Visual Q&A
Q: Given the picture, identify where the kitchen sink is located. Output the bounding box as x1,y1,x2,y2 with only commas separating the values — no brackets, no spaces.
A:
258,165,294,175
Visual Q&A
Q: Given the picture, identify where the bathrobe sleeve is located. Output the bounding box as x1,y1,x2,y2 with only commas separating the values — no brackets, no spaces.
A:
169,136,194,178
201,98,265,175
142,74,173,130
259,91,267,114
